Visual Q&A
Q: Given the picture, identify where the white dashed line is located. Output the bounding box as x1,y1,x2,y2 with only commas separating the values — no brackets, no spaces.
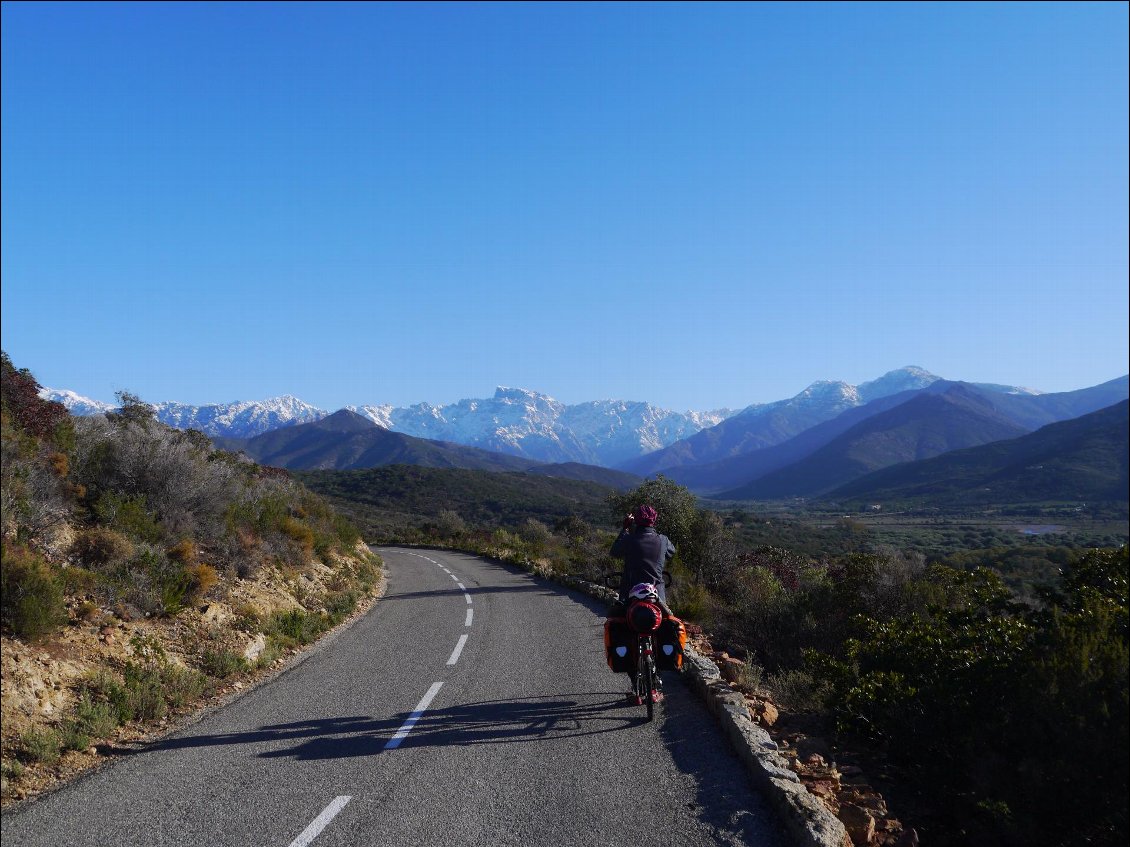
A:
465,608,473,627
287,796,351,847
456,582,466,591
446,634,469,666
450,574,460,582
385,682,444,750
464,593,472,604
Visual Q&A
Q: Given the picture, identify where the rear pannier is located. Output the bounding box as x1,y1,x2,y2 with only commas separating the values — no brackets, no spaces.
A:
654,616,687,671
603,617,637,672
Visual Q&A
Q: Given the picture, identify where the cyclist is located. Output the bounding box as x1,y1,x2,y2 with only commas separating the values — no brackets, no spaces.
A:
610,504,675,608
609,505,676,703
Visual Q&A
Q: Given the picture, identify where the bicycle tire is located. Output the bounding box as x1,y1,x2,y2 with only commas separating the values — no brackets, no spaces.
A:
643,639,655,721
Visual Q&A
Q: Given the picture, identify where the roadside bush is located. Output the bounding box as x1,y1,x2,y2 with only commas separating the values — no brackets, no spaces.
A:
1,545,66,640
68,693,119,740
200,648,249,679
324,589,360,623
265,608,329,648
185,562,219,602
16,728,62,766
279,516,315,557
92,492,163,544
766,668,832,712
818,552,1129,847
70,526,135,568
108,545,193,616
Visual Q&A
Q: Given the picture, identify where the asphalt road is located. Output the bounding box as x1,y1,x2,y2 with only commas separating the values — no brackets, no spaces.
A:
1,548,788,847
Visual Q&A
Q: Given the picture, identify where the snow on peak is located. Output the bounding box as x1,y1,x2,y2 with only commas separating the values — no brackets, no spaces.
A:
796,380,860,404
38,388,115,415
493,386,556,403
858,367,941,402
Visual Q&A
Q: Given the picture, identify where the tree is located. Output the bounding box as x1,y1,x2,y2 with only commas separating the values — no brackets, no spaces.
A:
607,475,699,550
111,390,156,427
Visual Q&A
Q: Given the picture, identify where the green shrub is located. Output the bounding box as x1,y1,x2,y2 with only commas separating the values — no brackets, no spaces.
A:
157,663,209,708
324,589,359,623
70,527,135,569
84,661,209,724
58,723,90,753
1,758,25,782
92,493,163,544
1,545,66,640
69,693,120,739
766,668,832,712
265,608,329,648
200,648,249,679
120,662,169,722
17,728,62,765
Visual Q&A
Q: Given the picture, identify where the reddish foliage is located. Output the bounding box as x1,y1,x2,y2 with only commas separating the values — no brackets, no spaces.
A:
0,352,69,441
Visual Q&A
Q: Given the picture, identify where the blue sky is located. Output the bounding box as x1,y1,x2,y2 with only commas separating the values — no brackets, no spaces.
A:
2,2,1127,411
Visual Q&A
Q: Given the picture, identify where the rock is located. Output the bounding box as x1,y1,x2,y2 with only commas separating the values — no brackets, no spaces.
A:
719,657,746,684
243,633,266,662
893,828,919,846
759,700,780,727
797,735,834,764
807,779,838,799
838,803,876,846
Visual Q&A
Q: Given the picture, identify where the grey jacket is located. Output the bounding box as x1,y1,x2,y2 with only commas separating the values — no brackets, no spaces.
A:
610,526,675,601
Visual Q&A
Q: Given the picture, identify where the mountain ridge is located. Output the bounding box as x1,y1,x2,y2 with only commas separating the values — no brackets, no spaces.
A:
216,409,642,488
716,384,1033,499
826,399,1130,506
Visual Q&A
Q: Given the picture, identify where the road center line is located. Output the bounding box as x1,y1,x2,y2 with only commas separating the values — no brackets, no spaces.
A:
456,582,466,590
385,681,444,750
446,634,469,665
464,593,472,604
465,608,473,627
450,574,460,582
287,796,352,847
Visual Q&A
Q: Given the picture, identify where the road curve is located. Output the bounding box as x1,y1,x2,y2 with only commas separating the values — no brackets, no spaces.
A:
1,548,788,847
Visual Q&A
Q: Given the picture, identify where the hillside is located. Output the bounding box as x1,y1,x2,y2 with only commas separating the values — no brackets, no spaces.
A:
1,354,382,804
828,399,1130,507
294,465,621,536
719,384,1031,499
222,409,545,472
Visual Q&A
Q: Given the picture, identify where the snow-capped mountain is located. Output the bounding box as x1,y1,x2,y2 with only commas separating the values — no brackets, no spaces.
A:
348,387,731,466
40,386,732,465
38,389,117,417
39,389,329,438
150,395,328,437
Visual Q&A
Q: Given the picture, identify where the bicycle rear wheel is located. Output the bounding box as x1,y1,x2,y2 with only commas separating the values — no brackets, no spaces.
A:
642,640,655,721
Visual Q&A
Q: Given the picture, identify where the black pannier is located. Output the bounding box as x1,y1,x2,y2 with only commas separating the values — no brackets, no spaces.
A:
654,616,687,671
604,617,637,672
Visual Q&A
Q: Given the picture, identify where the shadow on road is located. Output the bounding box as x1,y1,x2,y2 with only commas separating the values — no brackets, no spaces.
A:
141,693,641,761
381,583,561,603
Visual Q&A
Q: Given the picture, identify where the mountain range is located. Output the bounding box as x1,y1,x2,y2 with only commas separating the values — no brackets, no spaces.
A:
827,400,1129,507
215,409,643,489
41,385,731,467
39,367,1129,505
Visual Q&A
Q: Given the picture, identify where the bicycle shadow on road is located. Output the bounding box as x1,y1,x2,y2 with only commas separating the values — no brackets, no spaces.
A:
141,693,641,762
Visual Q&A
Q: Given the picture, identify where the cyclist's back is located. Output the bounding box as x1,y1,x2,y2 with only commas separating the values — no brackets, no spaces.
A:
611,504,675,602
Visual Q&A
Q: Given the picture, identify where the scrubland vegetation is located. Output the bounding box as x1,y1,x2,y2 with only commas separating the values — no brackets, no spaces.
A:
308,468,1128,847
1,353,378,796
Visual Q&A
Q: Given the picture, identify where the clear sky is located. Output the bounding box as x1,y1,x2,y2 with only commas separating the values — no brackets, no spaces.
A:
2,2,1127,412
